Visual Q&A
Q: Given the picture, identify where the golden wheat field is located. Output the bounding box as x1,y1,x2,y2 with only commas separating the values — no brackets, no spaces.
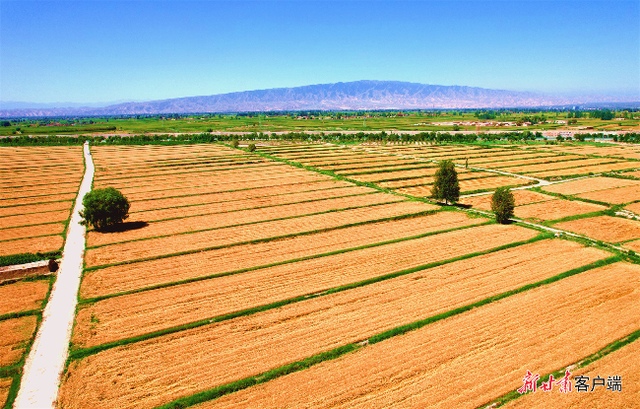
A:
3,141,637,409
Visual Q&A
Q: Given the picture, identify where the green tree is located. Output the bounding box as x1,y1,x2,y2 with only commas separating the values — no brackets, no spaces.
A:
431,160,460,205
491,187,515,224
247,143,256,152
79,187,130,231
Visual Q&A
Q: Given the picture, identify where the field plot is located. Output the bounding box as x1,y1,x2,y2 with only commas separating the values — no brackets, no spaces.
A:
531,143,640,161
577,184,640,205
74,223,535,348
194,262,639,409
555,215,640,243
0,377,11,408
85,201,435,267
461,189,554,211
261,143,531,195
0,279,49,316
514,199,606,221
542,176,640,195
0,316,38,367
501,338,640,408
59,239,610,409
0,146,83,260
81,212,484,299
461,189,604,221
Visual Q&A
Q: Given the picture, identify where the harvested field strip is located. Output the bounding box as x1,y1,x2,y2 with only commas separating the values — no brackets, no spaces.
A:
84,201,437,267
97,169,323,197
321,160,423,171
92,161,271,182
92,156,271,178
555,215,640,243
300,155,392,166
498,335,640,408
460,153,562,166
87,193,402,247
0,316,38,368
354,168,441,182
96,154,265,167
124,175,331,202
60,247,616,409
335,162,433,175
0,236,63,257
94,157,266,172
0,377,11,408
127,187,376,222
625,201,640,214
0,223,65,242
81,212,485,299
477,155,576,168
0,202,71,218
93,157,282,174
458,176,530,191
480,153,580,165
377,171,495,189
542,176,640,195
104,168,322,195
577,184,640,204
0,179,81,191
461,190,555,211
73,223,537,348
501,158,618,174
0,176,82,191
514,199,607,221
129,180,352,213
0,186,79,201
534,162,639,178
0,194,77,208
341,164,436,176
0,210,70,229
0,279,50,317
395,185,438,197
394,176,530,197
181,261,639,409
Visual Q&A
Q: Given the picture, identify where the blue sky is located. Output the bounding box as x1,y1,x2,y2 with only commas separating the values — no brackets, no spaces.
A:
1,0,638,104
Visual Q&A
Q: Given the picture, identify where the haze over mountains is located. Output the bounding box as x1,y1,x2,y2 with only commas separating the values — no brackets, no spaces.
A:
1,81,636,117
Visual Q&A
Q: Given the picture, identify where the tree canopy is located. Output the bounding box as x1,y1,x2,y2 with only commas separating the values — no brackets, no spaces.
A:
431,160,460,205
491,187,515,224
79,187,130,231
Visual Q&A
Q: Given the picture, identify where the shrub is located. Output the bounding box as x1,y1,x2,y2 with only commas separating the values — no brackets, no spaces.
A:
431,160,460,205
231,139,239,148
248,143,256,152
491,187,515,224
79,187,130,231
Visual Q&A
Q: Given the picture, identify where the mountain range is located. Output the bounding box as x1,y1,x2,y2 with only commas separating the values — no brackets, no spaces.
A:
1,81,636,117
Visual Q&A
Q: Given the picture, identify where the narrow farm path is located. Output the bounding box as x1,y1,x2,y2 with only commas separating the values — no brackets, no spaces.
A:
13,142,94,409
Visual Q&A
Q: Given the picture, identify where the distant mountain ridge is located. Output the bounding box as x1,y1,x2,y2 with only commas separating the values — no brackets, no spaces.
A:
0,80,635,117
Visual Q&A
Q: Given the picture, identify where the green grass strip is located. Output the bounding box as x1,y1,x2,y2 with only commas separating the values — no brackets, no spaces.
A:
481,328,640,408
153,255,619,409
80,219,492,303
0,251,61,268
0,309,41,322
70,233,548,360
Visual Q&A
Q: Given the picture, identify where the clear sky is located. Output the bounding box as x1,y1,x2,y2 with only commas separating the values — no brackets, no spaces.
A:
1,0,638,104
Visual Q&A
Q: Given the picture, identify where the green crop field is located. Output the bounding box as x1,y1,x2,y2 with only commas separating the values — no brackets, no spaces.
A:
1,109,638,136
